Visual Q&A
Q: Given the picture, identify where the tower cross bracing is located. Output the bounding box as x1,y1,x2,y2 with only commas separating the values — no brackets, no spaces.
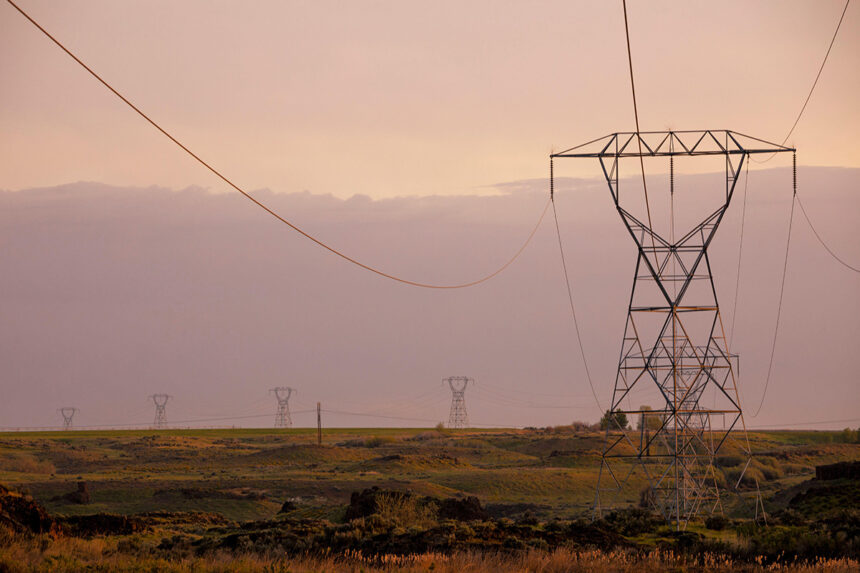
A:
270,386,295,428
150,394,171,429
444,376,472,429
552,130,794,528
58,407,77,430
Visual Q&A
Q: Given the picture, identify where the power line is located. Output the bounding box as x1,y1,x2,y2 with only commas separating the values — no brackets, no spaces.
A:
322,409,438,424
315,408,518,428
551,159,603,413
796,194,860,273
748,416,860,429
5,0,549,290
0,409,320,431
728,157,751,348
621,0,658,268
753,0,851,163
751,154,797,418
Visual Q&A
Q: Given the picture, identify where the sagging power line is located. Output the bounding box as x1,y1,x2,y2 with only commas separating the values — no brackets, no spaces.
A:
5,0,549,291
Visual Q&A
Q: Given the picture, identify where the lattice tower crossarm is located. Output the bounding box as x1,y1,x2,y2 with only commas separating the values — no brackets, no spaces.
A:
150,394,171,429
58,407,77,430
552,130,794,529
270,386,295,428
444,376,473,429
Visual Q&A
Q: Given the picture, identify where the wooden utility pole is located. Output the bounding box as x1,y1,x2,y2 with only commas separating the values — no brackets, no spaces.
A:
316,402,322,445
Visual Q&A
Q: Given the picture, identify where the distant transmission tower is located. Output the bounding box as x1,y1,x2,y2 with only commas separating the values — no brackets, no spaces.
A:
270,387,295,428
150,394,171,429
553,131,793,529
58,407,77,430
444,376,473,429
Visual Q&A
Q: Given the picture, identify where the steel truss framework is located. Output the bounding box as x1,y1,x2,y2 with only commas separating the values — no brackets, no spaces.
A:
271,386,295,428
58,407,77,431
150,394,171,429
552,130,794,528
445,376,472,429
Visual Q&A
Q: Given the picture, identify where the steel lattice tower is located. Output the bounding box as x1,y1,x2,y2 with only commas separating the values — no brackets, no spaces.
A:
150,394,171,429
552,130,793,528
58,407,77,430
270,387,295,428
444,376,472,429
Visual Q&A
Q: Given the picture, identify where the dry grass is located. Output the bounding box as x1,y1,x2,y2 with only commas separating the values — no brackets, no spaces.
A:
1,533,857,573
373,492,438,528
0,453,55,475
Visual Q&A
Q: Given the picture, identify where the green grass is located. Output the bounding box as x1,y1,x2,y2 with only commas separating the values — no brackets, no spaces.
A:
1,427,858,523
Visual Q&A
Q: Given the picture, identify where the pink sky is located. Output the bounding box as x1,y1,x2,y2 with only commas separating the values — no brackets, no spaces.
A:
0,171,857,430
2,0,858,196
0,1,858,430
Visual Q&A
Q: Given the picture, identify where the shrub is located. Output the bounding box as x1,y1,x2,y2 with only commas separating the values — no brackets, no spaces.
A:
599,410,629,431
600,508,663,536
364,437,396,448
342,436,397,448
704,514,730,531
725,466,765,488
716,454,744,468
0,453,56,475
374,493,438,529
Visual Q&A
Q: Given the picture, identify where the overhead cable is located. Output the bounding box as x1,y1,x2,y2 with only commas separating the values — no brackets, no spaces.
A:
0,409,318,431
754,0,851,163
5,0,549,290
621,0,658,267
728,157,751,349
551,159,604,413
751,153,797,417
796,194,860,273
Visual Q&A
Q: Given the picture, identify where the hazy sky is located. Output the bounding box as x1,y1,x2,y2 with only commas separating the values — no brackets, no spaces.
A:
0,2,858,430
2,0,859,197
0,171,857,430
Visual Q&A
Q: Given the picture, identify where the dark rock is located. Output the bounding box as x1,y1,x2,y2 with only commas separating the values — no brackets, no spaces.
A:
50,481,90,504
279,500,297,513
484,502,551,519
438,496,487,521
345,486,406,521
815,460,860,481
0,483,62,536
61,513,146,536
345,487,487,522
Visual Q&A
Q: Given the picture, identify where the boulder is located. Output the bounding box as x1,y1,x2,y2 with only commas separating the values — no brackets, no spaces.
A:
0,483,62,536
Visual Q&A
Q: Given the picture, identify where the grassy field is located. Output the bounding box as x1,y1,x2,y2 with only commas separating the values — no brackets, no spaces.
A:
0,426,858,571
1,426,856,521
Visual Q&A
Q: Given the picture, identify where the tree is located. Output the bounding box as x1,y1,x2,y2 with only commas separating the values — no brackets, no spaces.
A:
600,410,629,431
637,405,663,431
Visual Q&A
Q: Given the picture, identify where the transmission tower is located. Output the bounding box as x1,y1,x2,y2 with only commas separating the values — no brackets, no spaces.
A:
552,130,793,528
444,376,472,429
58,407,77,430
270,387,295,428
150,394,171,429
